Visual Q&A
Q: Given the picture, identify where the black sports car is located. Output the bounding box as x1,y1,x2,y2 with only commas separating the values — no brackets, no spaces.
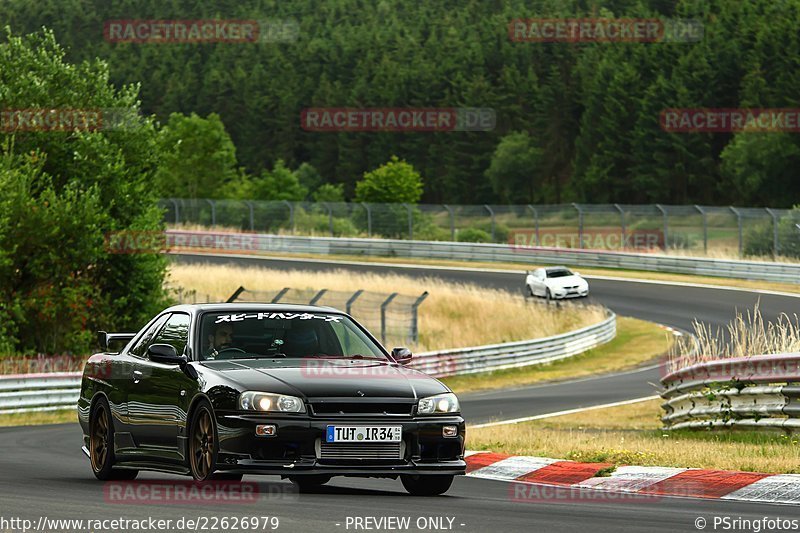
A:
78,303,466,496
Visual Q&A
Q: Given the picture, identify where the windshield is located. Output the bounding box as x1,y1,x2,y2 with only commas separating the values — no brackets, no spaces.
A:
199,310,387,362
547,269,573,278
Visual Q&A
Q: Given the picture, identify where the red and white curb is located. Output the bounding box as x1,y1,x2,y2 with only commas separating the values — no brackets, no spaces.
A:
465,451,800,504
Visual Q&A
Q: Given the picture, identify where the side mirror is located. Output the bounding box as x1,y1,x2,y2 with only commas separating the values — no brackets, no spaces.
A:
391,347,413,365
148,344,184,366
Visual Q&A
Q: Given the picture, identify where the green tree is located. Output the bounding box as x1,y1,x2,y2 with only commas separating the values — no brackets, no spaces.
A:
486,132,543,203
354,156,423,204
0,28,170,354
155,112,239,199
233,160,308,201
312,183,345,202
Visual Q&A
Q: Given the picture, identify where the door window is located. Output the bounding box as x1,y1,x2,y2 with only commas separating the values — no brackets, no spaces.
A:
149,313,191,356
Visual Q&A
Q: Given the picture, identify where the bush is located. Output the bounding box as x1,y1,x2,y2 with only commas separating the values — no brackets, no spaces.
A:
743,208,800,258
456,228,492,243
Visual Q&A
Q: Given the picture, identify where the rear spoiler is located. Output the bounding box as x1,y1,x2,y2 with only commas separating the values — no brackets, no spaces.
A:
97,331,136,352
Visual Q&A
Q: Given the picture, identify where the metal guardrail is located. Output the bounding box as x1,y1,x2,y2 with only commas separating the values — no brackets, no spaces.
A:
0,372,81,414
660,354,800,430
164,229,800,284
409,312,616,377
0,314,616,413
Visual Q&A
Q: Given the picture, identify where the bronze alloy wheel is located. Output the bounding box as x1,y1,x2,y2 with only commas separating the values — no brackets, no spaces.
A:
190,404,216,480
90,403,110,473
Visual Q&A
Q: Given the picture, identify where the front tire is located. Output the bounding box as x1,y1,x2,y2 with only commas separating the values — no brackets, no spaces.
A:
189,401,219,481
89,398,138,481
401,474,454,496
545,288,552,301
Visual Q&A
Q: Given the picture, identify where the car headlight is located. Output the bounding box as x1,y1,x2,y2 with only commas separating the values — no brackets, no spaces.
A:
417,393,460,415
239,391,306,413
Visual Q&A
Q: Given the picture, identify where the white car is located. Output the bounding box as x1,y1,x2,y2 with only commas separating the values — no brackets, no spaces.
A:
525,267,589,300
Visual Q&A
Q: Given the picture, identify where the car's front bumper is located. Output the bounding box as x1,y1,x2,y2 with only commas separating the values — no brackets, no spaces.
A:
213,413,467,477
552,289,589,299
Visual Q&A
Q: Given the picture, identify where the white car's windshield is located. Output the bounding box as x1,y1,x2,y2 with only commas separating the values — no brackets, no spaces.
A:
547,269,573,278
199,311,387,361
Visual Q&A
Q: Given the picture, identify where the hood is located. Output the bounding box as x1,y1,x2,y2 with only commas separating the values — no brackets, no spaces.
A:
545,275,586,289
201,358,449,399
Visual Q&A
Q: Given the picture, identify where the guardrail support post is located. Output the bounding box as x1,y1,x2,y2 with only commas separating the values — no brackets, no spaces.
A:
655,204,668,251
730,206,743,258
346,289,364,315
484,205,496,241
271,287,291,303
694,205,707,253
380,293,399,345
614,203,626,249
309,289,327,305
206,199,216,228
526,205,540,245
404,203,413,240
409,291,429,344
443,205,455,241
766,208,779,259
361,202,372,237
282,200,295,235
572,203,584,249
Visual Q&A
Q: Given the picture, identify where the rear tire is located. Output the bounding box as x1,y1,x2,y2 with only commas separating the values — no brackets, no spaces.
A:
526,285,534,297
89,398,139,481
289,475,331,493
401,474,454,496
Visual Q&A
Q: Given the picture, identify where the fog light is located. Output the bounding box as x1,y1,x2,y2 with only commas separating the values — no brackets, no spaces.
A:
256,424,276,437
442,425,458,438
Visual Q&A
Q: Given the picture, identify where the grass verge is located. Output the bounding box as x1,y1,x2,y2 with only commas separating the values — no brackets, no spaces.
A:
172,250,800,296
168,263,606,352
0,409,75,427
468,398,800,474
442,317,670,394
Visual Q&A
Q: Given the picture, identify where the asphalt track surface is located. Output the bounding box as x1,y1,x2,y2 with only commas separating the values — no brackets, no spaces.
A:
3,253,799,533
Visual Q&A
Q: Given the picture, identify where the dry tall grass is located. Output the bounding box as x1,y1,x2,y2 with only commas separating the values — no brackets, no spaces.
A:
167,263,607,352
670,304,800,372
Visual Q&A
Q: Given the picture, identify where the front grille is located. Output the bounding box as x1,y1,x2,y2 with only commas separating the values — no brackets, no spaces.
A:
318,442,403,460
310,402,414,416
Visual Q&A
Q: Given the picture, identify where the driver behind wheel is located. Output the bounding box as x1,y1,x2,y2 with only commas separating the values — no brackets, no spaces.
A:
204,323,234,360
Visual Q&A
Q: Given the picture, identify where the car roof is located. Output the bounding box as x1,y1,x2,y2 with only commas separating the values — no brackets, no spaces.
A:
162,303,344,315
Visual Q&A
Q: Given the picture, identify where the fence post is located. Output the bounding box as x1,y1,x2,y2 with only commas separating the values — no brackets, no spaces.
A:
346,289,363,315
380,293,399,345
321,202,333,236
765,208,779,258
271,287,291,303
404,203,413,240
309,289,327,305
442,204,455,241
169,198,180,224
484,204,496,241
655,204,668,251
526,205,540,245
361,202,372,237
409,291,429,344
730,206,743,258
206,199,216,228
226,286,246,303
572,203,584,249
614,203,626,249
281,200,295,235
694,205,707,253
245,201,255,231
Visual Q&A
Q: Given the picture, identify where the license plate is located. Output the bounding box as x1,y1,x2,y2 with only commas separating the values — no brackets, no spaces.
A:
326,425,402,443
